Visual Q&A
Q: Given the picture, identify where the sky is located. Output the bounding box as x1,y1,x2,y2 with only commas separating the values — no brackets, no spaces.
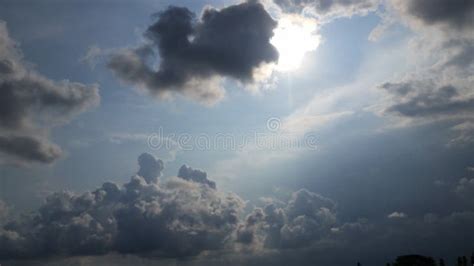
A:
0,0,473,265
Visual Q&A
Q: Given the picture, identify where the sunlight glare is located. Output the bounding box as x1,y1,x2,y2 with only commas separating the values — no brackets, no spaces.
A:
271,16,320,72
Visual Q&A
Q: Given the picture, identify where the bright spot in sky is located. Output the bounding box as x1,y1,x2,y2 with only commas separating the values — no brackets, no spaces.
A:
271,16,321,72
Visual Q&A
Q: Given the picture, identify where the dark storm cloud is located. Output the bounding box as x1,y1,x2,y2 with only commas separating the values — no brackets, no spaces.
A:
392,0,474,31
108,1,278,104
177,164,216,189
273,0,379,19
379,82,474,119
0,21,100,164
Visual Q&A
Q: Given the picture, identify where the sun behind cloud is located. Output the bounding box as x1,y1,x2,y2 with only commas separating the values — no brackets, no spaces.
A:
271,15,321,72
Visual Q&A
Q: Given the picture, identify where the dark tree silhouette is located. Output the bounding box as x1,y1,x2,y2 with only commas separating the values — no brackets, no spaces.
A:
439,258,445,266
393,255,436,266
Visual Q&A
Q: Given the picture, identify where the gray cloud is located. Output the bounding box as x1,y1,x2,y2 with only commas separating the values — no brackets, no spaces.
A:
391,0,474,31
108,1,278,104
0,153,244,259
0,153,473,263
0,21,100,164
274,0,379,19
235,189,337,249
0,154,340,260
449,122,474,146
389,0,474,76
137,153,164,183
177,164,216,189
379,82,474,119
454,172,474,206
376,0,474,145
378,79,474,146
0,135,62,164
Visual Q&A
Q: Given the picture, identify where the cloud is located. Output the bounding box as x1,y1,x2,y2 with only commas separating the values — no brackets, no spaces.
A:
108,1,279,105
0,135,62,164
177,164,216,189
235,189,337,250
0,153,341,260
273,0,380,20
454,177,474,206
1,153,473,263
137,153,164,183
0,21,100,164
0,153,245,259
391,0,474,32
387,212,407,219
379,81,474,120
374,0,474,144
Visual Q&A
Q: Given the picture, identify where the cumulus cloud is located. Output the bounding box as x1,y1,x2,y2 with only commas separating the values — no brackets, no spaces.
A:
137,153,164,183
0,21,100,164
0,152,342,260
0,153,244,259
177,164,216,189
235,189,337,249
273,0,380,20
108,1,279,105
1,153,473,263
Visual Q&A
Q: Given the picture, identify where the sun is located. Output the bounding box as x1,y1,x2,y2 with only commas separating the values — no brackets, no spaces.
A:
271,16,320,72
